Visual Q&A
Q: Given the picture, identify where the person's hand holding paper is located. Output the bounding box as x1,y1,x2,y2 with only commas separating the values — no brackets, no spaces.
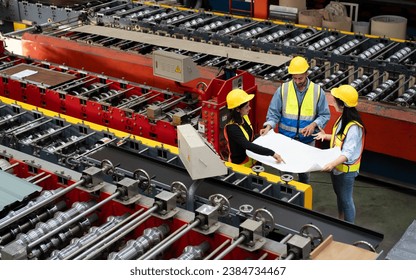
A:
246,131,341,173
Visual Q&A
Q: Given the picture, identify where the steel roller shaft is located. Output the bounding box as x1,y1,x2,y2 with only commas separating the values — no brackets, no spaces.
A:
139,220,201,260
16,202,95,245
0,189,63,226
173,241,210,260
213,235,246,260
28,191,120,249
0,201,66,246
1,201,96,260
48,215,128,260
108,224,170,260
30,215,98,259
0,179,86,230
74,205,158,260
62,209,146,260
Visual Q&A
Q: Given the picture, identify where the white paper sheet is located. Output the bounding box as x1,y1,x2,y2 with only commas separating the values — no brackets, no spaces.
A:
246,131,341,173
10,69,38,79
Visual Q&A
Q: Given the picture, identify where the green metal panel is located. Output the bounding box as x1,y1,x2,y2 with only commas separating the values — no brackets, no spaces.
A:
0,170,42,212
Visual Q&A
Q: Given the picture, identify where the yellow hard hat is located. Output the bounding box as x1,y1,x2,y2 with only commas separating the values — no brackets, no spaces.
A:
331,85,359,107
226,88,255,109
288,56,309,74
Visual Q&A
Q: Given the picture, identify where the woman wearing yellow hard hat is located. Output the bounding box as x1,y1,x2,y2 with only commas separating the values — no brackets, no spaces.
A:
313,85,365,223
224,88,284,167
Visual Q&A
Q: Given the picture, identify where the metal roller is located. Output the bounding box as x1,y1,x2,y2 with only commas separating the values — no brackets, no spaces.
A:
1,201,96,259
108,224,169,260
0,201,67,246
27,189,123,250
394,86,416,106
0,157,120,231
172,241,210,260
29,215,98,259
48,214,127,260
365,79,396,101
0,189,64,226
74,189,179,260
358,43,386,59
350,75,370,95
283,30,315,46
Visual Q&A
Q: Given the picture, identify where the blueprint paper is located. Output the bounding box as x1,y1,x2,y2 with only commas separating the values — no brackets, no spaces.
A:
246,131,341,173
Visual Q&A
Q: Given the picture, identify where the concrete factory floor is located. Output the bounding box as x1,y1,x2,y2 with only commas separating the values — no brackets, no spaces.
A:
310,172,416,259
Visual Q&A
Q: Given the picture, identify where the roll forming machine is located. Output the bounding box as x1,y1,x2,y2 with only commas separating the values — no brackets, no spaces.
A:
1,0,415,189
0,94,309,208
0,101,383,260
0,49,258,159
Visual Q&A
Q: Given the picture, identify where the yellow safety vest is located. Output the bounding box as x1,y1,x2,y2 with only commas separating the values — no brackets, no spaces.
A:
224,115,255,168
280,81,320,143
330,118,365,173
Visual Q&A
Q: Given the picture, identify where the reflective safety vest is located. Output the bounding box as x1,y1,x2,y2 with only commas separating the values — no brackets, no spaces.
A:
224,115,255,168
330,118,365,173
280,80,321,143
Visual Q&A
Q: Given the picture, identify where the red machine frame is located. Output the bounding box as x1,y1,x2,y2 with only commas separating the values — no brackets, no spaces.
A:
0,50,257,156
18,33,416,164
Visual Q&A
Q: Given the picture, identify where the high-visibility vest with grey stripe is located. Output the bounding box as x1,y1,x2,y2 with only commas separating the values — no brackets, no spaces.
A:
280,81,320,143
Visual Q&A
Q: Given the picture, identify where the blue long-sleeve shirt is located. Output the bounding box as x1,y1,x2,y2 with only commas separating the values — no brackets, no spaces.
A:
263,79,330,133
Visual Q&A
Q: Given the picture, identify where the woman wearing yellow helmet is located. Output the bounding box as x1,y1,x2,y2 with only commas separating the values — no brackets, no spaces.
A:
224,89,284,167
313,85,365,223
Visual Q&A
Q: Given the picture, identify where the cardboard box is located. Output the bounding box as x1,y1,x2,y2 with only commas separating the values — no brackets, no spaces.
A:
280,0,306,11
298,9,323,27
